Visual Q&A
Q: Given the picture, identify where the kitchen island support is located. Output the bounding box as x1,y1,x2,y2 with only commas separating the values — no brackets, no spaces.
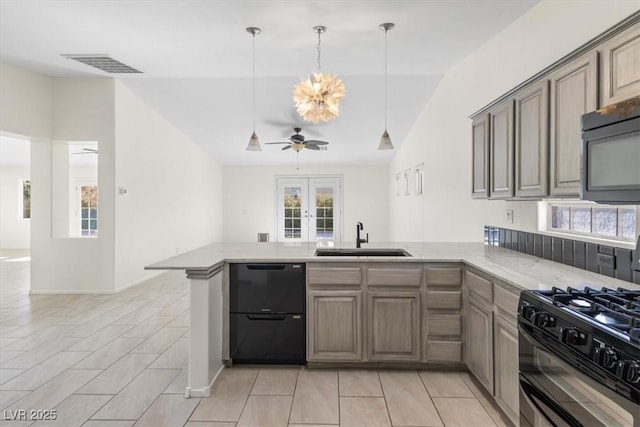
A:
185,264,224,398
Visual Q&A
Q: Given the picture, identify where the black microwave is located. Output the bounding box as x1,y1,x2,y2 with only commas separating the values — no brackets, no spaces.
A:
581,98,640,204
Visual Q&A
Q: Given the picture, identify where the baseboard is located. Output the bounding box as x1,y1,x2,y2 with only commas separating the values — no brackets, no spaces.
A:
185,364,225,398
114,270,165,293
29,270,169,295
29,288,117,295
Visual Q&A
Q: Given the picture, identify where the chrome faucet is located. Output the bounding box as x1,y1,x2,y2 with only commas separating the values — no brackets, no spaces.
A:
356,222,368,248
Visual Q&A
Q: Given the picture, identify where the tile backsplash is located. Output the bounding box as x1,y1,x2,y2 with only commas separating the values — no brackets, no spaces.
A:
485,226,640,285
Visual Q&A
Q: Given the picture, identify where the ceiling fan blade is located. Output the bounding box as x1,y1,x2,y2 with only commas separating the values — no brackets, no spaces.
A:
282,145,292,151
305,144,320,150
305,140,329,145
83,148,98,153
265,142,291,145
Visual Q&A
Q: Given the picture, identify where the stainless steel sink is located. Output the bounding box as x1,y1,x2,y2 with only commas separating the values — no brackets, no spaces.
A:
314,248,412,257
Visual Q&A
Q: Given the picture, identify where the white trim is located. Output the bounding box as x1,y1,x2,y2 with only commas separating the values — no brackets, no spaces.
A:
29,270,168,294
114,270,165,293
185,364,224,398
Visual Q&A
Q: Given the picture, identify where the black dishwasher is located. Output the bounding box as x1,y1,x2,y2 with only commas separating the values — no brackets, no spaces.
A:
229,263,306,364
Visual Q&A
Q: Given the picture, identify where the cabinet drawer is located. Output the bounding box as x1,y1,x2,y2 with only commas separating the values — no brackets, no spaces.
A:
466,270,493,303
427,315,462,337
308,267,362,286
367,267,422,287
426,340,462,362
426,291,461,310
494,284,519,322
426,267,462,286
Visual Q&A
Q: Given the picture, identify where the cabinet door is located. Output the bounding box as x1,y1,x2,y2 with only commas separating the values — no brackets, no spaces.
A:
515,80,549,198
494,315,519,425
308,290,362,361
489,100,514,199
549,52,598,196
367,291,420,362
472,114,490,198
466,299,493,394
600,24,640,106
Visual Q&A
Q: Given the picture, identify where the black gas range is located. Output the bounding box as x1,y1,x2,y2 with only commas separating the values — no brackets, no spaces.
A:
518,286,640,426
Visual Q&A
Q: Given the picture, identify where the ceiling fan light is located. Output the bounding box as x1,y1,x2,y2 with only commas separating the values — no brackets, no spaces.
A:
246,131,262,151
378,129,394,150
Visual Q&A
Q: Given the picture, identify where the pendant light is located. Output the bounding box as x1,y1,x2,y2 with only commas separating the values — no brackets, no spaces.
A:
293,26,346,124
246,27,262,151
378,23,394,150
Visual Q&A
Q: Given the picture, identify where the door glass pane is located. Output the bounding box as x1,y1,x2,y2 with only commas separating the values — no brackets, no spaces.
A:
81,185,98,237
283,186,302,240
315,187,334,240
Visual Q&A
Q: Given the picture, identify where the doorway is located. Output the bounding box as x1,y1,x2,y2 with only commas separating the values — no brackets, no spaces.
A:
275,176,342,243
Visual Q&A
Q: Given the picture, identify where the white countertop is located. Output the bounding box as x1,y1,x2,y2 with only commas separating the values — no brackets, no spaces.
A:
145,242,640,293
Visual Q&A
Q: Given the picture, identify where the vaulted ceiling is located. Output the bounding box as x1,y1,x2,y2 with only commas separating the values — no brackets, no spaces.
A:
0,0,538,166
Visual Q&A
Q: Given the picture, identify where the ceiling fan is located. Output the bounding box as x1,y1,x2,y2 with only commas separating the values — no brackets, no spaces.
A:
265,128,329,152
71,148,98,155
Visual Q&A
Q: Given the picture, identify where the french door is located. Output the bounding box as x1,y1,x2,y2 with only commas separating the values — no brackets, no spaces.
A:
276,176,342,243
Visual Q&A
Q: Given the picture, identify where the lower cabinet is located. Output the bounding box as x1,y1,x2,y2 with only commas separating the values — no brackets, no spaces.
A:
367,291,420,362
466,298,494,394
494,314,519,423
307,290,362,361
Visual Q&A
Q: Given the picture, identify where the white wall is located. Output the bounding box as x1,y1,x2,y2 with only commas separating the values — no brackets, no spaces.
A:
30,77,117,292
113,81,223,290
389,1,640,242
223,165,389,243
0,166,30,248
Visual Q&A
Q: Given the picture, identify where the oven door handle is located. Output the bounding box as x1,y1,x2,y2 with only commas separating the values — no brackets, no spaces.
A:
520,376,583,427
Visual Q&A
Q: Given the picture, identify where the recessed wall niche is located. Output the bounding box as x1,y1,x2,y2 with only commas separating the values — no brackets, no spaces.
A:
51,141,99,238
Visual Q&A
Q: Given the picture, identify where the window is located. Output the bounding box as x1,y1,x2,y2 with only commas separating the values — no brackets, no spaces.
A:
403,169,410,196
546,202,636,242
395,173,401,196
22,180,30,219
276,176,342,242
81,185,98,236
415,164,424,196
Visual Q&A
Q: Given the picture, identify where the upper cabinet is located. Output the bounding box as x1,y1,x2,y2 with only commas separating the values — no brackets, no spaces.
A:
549,52,598,197
489,101,515,199
600,24,640,106
471,114,490,199
515,80,549,198
470,15,639,201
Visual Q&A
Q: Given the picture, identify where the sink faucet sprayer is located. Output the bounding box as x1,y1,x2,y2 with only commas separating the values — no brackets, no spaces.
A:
356,222,369,248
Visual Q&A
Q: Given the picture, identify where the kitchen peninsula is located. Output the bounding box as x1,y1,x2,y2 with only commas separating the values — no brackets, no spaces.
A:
145,241,640,407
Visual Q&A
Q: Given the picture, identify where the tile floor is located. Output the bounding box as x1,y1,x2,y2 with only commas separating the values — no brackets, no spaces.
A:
0,250,511,426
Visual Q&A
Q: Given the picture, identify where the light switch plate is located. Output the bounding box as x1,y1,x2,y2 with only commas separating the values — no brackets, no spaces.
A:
505,209,514,224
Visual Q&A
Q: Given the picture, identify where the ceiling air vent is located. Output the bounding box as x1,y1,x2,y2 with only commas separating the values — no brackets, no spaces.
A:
62,55,142,74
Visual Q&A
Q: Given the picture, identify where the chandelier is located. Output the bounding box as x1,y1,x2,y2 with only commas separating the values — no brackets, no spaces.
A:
293,26,345,124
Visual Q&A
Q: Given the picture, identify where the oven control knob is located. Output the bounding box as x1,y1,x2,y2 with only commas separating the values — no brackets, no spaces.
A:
600,347,618,368
563,328,584,345
536,312,555,328
617,361,640,384
522,305,536,322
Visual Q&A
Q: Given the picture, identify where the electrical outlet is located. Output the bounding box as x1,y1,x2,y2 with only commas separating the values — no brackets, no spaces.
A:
506,209,514,224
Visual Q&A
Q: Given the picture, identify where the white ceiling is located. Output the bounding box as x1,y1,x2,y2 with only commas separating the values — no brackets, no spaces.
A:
0,0,537,166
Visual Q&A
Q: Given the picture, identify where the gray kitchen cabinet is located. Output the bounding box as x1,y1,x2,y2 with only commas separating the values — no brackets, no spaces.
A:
307,290,363,361
424,265,463,363
489,100,515,199
515,80,549,198
367,291,421,362
467,298,494,394
549,51,598,196
493,285,520,425
600,23,640,107
472,114,490,199
465,269,494,394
